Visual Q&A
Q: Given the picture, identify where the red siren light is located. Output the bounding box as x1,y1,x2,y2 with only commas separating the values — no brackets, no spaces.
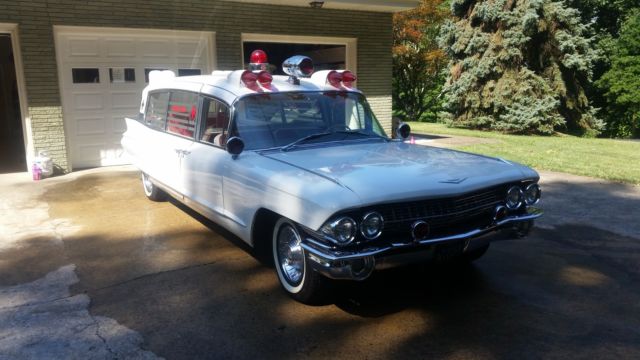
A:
241,70,259,91
341,71,357,87
250,50,268,64
257,71,273,88
327,70,343,88
250,50,268,71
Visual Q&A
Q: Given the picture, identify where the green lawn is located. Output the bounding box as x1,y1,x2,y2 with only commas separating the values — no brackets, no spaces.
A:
408,122,640,185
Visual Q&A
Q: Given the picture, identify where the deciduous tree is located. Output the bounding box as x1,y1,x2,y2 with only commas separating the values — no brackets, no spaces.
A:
392,0,449,122
596,11,640,137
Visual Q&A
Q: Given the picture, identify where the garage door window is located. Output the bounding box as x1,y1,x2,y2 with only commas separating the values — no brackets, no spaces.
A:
109,68,135,83
178,69,202,77
72,68,100,83
145,91,169,131
167,91,198,139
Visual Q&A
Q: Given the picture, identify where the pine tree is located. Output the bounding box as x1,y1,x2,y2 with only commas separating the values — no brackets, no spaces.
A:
438,0,603,135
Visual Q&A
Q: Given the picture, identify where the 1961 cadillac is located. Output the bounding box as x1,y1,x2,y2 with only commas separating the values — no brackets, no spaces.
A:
122,51,542,303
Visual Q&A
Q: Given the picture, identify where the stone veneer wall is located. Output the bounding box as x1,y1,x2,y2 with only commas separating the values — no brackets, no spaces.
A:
0,0,393,171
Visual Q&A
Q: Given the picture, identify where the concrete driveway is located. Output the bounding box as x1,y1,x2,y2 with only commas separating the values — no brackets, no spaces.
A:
1,165,639,359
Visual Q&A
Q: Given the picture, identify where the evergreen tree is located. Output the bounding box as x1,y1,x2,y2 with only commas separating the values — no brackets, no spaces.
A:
438,0,603,135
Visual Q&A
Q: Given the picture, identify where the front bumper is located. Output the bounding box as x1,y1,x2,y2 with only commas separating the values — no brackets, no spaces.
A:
301,206,543,281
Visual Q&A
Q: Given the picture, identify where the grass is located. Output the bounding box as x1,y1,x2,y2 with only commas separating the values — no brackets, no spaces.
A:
408,122,640,185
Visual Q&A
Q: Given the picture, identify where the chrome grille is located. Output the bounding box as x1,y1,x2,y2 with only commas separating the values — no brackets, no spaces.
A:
370,185,507,240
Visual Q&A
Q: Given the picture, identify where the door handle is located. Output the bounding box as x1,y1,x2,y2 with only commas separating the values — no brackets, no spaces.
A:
174,149,190,157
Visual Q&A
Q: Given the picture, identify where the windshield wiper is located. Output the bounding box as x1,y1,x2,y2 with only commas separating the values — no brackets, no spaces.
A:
281,131,333,151
281,130,389,152
333,130,390,141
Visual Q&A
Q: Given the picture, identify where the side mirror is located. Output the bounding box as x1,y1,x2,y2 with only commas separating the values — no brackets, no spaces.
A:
226,136,245,157
396,122,411,140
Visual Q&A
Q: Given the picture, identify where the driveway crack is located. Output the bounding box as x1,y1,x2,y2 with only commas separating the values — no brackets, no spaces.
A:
89,260,219,293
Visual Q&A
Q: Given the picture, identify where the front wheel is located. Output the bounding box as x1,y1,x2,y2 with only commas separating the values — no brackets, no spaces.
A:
272,217,329,304
141,172,165,201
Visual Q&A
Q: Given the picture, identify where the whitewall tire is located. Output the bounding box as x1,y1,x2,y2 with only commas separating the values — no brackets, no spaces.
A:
272,217,329,303
141,172,165,201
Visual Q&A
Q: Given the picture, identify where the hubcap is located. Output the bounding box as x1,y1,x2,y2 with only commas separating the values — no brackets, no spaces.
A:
142,173,153,194
277,225,304,286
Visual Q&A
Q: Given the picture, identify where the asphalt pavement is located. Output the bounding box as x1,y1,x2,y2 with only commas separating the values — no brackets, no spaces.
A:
0,165,639,359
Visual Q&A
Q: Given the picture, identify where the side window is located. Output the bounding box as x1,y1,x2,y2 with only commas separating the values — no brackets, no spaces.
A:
167,91,199,139
200,97,231,147
145,91,169,130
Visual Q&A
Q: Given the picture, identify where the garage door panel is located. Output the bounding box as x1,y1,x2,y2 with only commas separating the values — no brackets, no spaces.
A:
140,40,172,58
110,91,140,110
68,38,100,57
176,40,204,59
75,116,106,136
111,116,128,134
105,39,136,57
73,92,105,111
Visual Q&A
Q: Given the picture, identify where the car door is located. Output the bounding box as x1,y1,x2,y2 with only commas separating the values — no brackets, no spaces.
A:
181,96,231,218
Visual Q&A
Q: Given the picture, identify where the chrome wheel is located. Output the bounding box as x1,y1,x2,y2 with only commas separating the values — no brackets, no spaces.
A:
142,173,154,196
272,217,330,303
140,172,165,201
276,223,305,286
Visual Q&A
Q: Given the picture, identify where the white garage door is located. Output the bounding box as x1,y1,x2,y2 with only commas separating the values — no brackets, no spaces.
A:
55,26,214,169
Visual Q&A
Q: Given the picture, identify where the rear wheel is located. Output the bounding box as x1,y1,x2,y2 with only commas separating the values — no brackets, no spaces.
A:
141,172,165,201
272,217,329,304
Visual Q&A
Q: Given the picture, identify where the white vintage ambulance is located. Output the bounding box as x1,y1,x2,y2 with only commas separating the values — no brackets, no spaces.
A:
122,50,542,303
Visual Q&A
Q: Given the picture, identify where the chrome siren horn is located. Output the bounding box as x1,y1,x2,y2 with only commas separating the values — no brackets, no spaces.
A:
282,55,314,85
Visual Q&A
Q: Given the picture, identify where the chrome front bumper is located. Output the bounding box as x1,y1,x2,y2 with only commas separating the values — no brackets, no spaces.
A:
302,207,543,281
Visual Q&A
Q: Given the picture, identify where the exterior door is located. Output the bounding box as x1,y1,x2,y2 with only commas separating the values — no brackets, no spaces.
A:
0,33,25,173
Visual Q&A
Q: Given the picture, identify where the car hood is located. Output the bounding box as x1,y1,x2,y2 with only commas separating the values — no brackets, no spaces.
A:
262,141,538,205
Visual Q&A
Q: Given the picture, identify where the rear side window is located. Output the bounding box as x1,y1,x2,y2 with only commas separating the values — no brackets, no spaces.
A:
145,91,169,130
167,91,199,139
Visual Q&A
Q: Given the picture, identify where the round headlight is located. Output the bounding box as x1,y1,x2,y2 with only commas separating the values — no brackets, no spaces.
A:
506,186,523,210
361,212,384,240
321,216,357,245
524,183,541,205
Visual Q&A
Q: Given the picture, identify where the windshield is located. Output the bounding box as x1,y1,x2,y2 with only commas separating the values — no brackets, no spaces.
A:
231,92,387,150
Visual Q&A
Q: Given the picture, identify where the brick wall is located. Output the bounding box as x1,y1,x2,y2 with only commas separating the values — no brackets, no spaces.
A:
0,0,393,171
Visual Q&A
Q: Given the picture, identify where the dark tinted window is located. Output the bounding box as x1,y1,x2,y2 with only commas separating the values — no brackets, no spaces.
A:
72,68,100,83
178,68,202,77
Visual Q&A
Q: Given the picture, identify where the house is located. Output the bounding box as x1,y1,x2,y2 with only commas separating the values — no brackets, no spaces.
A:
0,0,418,173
